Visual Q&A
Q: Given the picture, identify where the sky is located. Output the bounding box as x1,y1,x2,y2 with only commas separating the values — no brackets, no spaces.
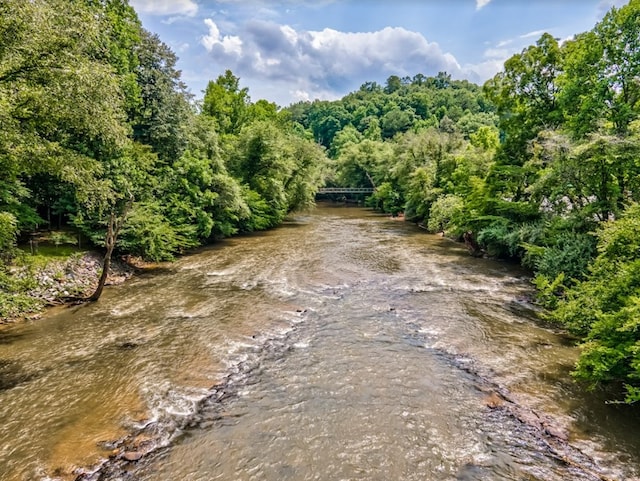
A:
129,0,628,107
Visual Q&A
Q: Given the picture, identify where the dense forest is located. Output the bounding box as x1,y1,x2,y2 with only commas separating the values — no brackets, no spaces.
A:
1,0,640,403
0,1,328,309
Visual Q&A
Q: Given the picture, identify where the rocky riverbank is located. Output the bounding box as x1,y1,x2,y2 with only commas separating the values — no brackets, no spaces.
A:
2,252,137,325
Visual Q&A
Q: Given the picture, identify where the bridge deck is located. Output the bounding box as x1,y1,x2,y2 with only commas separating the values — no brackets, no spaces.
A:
317,187,375,194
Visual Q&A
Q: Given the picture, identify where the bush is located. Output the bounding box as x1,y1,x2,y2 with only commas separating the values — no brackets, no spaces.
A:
427,194,463,234
476,218,516,258
552,205,640,403
0,212,18,262
535,232,596,282
119,202,192,261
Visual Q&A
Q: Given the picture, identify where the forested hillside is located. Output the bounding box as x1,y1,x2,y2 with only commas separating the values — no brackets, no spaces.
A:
0,1,328,311
1,0,640,402
283,1,640,403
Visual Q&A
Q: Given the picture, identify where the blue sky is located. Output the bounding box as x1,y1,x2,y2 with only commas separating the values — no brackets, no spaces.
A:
130,0,627,107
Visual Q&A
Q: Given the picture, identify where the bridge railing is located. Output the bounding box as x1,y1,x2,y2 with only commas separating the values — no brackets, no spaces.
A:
317,187,375,194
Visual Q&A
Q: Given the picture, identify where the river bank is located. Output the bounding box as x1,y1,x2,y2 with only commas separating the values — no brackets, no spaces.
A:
1,251,137,327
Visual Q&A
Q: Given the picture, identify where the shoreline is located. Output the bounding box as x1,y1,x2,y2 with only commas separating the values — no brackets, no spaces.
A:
1,251,143,328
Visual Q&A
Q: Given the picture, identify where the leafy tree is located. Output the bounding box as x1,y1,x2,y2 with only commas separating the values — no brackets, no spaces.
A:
381,108,415,139
0,0,128,244
483,33,562,216
427,194,464,233
369,182,403,214
593,0,640,134
132,30,192,163
330,125,363,158
202,69,249,136
306,101,351,148
230,120,325,228
335,139,393,188
553,205,640,403
384,75,403,94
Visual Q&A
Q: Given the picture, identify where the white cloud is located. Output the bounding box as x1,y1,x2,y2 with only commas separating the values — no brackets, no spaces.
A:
462,59,504,82
200,20,468,104
130,0,198,17
175,42,190,53
201,19,243,56
476,0,491,10
520,29,547,39
483,48,509,59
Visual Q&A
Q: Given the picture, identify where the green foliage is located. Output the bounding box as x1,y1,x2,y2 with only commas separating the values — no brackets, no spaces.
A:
369,182,403,214
381,108,415,139
427,195,464,234
238,188,274,232
0,290,43,320
0,212,18,262
533,232,596,282
118,201,190,261
132,30,191,162
533,273,566,310
202,70,249,136
476,219,516,258
552,205,640,401
49,231,78,248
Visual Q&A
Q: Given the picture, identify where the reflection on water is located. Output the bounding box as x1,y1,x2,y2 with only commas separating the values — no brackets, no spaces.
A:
0,205,638,481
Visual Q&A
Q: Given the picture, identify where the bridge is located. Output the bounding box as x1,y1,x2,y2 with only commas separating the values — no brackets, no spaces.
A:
317,187,375,194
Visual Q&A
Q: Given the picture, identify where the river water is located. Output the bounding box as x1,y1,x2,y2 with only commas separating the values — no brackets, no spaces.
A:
0,205,639,481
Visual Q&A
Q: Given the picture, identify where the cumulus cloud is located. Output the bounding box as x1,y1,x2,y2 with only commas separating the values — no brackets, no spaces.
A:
462,59,504,83
200,19,471,104
130,0,198,17
476,0,491,10
202,19,243,56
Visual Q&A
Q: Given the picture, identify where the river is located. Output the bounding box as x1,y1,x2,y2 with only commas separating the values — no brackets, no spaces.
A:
0,205,639,481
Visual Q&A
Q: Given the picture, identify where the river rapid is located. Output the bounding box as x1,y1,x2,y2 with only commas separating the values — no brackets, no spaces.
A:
0,205,639,481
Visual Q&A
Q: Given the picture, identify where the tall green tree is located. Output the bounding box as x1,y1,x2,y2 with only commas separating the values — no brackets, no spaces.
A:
202,70,249,136
132,30,192,163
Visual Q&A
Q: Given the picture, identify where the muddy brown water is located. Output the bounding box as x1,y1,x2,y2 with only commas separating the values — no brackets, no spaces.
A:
1,205,639,481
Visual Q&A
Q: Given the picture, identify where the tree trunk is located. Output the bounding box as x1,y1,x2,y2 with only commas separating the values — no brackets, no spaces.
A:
463,230,483,258
87,203,129,301
88,212,116,301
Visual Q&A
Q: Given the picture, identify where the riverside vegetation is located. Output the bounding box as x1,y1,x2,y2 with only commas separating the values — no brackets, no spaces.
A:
1,0,640,403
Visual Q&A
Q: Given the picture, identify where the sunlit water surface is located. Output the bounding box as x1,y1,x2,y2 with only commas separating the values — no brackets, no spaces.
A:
0,205,638,481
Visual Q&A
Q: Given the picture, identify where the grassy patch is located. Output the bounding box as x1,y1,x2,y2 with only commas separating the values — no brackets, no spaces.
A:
17,245,87,267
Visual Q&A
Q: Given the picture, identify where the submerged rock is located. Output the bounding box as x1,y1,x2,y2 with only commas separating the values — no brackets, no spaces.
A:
122,451,143,462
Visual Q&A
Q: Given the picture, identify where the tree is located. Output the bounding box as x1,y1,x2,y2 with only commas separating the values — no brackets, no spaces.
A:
335,139,393,189
202,70,249,136
88,206,130,301
0,0,128,238
484,33,563,206
594,0,640,134
553,204,640,403
381,108,415,139
132,30,192,163
384,75,402,94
